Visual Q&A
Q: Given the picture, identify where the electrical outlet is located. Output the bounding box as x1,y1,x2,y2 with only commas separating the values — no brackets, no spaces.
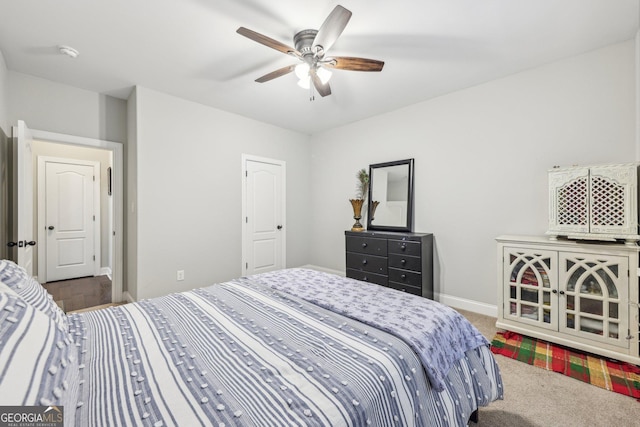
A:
177,270,185,281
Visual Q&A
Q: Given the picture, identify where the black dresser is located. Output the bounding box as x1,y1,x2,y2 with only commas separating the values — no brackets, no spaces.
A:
345,230,434,299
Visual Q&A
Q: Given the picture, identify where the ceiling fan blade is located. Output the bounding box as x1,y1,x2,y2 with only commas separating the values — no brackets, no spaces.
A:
255,64,297,83
325,56,384,72
237,27,301,57
310,68,331,97
312,5,352,56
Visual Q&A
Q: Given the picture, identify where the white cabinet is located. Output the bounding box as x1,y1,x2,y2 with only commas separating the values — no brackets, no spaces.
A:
547,163,639,243
497,235,640,365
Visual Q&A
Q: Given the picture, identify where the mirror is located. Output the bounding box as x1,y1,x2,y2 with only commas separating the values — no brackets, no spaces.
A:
367,159,414,232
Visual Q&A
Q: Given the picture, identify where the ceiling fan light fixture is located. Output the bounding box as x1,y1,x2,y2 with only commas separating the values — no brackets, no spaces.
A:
294,63,310,80
317,67,332,85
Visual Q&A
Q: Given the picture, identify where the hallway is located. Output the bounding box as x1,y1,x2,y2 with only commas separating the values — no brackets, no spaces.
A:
44,275,111,312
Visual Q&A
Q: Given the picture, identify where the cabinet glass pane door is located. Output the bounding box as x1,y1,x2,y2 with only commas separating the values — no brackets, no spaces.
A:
504,248,557,330
559,253,629,348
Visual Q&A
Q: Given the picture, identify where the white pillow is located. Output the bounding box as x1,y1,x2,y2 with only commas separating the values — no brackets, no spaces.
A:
0,292,79,425
0,259,68,331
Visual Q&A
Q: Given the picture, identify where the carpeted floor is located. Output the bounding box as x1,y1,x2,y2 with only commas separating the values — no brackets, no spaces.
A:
456,309,639,427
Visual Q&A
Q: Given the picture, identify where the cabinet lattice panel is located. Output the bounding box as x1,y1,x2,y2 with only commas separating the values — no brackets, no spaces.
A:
548,163,639,242
557,177,588,227
590,175,626,227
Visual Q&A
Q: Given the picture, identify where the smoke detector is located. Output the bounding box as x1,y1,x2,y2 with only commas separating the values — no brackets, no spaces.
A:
58,45,79,58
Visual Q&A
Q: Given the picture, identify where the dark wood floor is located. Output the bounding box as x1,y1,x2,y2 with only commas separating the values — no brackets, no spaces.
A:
44,275,112,312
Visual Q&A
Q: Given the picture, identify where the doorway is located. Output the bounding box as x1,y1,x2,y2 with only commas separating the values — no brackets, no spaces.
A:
37,157,101,282
241,154,286,276
30,129,123,304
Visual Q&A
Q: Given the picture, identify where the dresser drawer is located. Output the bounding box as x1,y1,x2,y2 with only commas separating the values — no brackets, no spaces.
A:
346,236,388,256
389,254,421,272
388,268,422,287
387,280,422,296
345,230,433,300
346,252,388,275
346,269,388,286
388,240,421,257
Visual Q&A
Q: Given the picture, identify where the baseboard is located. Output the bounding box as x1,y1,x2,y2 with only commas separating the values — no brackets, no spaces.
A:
437,293,497,317
122,291,136,304
298,264,345,276
100,267,112,280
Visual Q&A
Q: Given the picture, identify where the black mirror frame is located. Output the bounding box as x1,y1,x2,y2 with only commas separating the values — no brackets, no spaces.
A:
366,158,415,232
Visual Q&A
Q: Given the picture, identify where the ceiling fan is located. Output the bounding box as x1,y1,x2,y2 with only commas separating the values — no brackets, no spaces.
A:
236,5,384,98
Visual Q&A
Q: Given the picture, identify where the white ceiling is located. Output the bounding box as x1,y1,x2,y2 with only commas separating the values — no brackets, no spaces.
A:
0,0,638,135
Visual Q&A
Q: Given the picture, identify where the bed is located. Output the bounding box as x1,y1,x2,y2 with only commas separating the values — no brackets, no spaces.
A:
0,260,503,426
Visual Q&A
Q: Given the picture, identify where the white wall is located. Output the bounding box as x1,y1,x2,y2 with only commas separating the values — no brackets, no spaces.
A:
309,40,637,313
0,50,9,260
125,88,138,300
7,72,127,143
0,51,8,134
637,29,640,161
130,87,311,300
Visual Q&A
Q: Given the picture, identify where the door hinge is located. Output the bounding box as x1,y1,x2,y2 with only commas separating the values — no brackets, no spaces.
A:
93,255,95,261
245,171,248,177
93,175,95,181
245,217,248,223
246,262,248,269
93,215,95,221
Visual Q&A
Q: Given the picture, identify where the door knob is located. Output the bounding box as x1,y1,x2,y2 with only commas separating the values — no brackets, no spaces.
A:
48,226,55,230
277,225,283,230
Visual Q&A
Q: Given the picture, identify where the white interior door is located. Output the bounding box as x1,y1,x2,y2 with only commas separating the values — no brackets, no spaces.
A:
44,160,98,281
12,120,35,275
243,156,285,275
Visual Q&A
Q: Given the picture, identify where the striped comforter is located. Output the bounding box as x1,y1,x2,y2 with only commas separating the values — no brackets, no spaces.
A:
68,271,502,426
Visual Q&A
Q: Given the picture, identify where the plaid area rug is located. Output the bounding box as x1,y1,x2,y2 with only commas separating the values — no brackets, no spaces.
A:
491,331,640,399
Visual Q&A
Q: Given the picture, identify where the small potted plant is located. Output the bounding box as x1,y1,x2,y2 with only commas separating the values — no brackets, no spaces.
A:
349,169,369,231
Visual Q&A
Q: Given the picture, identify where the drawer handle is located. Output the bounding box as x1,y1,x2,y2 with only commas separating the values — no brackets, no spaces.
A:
401,274,407,280
363,276,368,281
401,259,407,265
400,244,407,251
362,242,368,248
362,259,368,265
